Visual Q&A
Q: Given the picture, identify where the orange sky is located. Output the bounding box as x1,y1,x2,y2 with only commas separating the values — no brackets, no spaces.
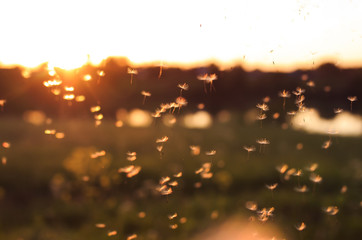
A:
1,0,362,71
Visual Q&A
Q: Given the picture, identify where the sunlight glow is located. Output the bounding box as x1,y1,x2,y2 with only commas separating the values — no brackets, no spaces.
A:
292,109,362,136
1,0,362,70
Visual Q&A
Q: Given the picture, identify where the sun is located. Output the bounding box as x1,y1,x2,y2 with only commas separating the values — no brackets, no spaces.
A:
46,55,89,70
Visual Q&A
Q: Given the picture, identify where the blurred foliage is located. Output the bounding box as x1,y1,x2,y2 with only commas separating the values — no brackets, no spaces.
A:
0,59,361,118
0,117,361,240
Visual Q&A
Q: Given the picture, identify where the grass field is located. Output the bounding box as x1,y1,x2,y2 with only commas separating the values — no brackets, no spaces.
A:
0,115,361,240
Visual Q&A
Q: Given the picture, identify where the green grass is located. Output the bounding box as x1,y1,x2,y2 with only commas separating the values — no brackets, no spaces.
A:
0,116,361,240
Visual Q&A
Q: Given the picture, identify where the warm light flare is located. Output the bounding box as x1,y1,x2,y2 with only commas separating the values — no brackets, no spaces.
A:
1,1,362,71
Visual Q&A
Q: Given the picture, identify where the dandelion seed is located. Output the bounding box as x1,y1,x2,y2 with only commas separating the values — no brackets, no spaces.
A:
295,95,305,105
305,163,318,172
127,155,137,162
168,181,178,186
157,62,166,79
141,91,151,104
95,120,102,127
43,79,62,87
278,90,291,110
347,96,357,111
48,69,56,76
64,86,74,92
190,145,201,155
175,97,187,112
256,138,270,153
156,184,167,192
256,103,269,112
306,81,315,87
126,166,141,178
94,114,103,120
245,201,258,211
90,150,106,159
118,165,134,173
284,168,296,181
295,222,306,231
257,113,267,128
309,173,322,183
266,183,278,198
127,68,138,85
151,111,162,118
197,73,217,93
243,145,256,153
323,206,339,215
107,230,117,236
127,233,137,240
63,94,75,101
168,213,178,219
156,145,163,152
97,70,105,77
51,88,61,96
55,132,65,139
83,74,92,81
256,138,270,145
257,113,267,120
173,172,182,178
195,168,204,174
160,176,171,185
293,169,303,177
322,140,332,149
257,207,274,222
276,164,288,174
90,106,101,113
156,136,168,143
266,183,278,190
44,129,56,135
75,95,85,102
333,108,343,114
160,187,173,195
243,145,256,160
201,172,213,179
178,83,189,96
205,150,216,156
95,223,106,228
286,168,296,176
127,151,137,157
294,185,309,193
118,165,135,173
169,224,178,229
292,87,305,96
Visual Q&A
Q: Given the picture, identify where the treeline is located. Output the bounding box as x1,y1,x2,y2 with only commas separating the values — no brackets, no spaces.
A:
0,58,361,118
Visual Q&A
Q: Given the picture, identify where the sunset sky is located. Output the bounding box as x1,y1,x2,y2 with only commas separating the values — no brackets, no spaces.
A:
1,0,362,71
